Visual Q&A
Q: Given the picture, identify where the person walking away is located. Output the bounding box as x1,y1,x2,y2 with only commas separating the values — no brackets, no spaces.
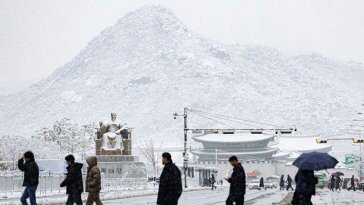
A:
86,156,103,205
226,156,246,205
347,175,356,191
60,155,84,205
291,169,318,205
286,175,294,191
330,175,335,191
18,151,39,205
209,174,217,190
157,152,182,205
279,175,285,191
259,177,264,190
335,176,342,191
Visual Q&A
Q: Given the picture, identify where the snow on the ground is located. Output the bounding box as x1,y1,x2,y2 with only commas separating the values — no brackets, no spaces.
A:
312,189,364,205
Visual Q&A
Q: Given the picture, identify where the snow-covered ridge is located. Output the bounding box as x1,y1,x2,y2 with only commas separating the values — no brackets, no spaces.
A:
0,5,363,147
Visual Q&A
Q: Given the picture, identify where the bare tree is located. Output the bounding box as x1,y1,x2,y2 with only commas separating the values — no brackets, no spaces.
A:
137,138,163,177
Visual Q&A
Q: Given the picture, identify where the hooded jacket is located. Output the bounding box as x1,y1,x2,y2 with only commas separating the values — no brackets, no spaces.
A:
86,156,102,193
60,162,84,194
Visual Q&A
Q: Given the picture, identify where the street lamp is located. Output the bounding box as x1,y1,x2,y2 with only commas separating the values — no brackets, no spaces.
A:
173,107,189,188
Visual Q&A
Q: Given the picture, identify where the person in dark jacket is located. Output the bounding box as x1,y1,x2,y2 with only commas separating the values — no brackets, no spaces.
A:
286,175,294,191
259,177,264,190
279,175,285,191
60,155,84,205
330,175,335,191
157,152,182,205
18,151,39,205
209,174,217,190
86,156,102,205
291,169,318,205
347,175,356,191
335,176,342,191
226,156,246,205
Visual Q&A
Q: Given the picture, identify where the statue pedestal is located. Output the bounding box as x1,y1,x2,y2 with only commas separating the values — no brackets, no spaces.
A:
95,127,146,179
96,155,147,178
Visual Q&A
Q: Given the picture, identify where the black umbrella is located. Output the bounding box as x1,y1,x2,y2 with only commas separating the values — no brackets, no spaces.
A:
333,171,344,176
293,152,338,171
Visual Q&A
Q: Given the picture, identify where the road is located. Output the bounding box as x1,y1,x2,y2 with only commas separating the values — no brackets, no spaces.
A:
103,187,287,205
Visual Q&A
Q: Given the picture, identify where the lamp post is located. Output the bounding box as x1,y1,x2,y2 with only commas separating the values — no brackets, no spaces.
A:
173,107,189,188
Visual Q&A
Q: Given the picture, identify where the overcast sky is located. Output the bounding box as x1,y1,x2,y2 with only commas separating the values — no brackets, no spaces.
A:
1,0,364,84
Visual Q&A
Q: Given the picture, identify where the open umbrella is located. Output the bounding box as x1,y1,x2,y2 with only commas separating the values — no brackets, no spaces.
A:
333,171,344,176
293,152,338,171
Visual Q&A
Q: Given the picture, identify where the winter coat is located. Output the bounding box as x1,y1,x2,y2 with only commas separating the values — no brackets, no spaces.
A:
86,156,101,193
259,177,264,187
351,177,355,186
280,176,285,187
60,163,84,194
294,169,317,196
287,175,293,185
335,177,341,188
330,176,335,188
228,163,246,197
157,161,182,205
18,158,39,187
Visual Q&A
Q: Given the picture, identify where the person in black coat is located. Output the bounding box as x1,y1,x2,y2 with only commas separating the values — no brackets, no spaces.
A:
259,177,264,190
226,156,246,205
330,175,335,191
279,175,285,191
286,175,294,191
291,169,318,205
18,151,39,205
347,175,356,191
157,152,182,205
60,155,84,205
210,174,217,190
335,176,342,191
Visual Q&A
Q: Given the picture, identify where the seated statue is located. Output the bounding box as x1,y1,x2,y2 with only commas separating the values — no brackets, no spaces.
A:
100,112,125,151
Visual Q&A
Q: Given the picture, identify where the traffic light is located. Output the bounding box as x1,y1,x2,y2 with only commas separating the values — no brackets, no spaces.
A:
316,138,328,143
353,139,364,143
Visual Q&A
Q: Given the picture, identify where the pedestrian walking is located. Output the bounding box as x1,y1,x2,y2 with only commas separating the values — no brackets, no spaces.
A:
286,175,294,191
86,156,103,205
225,156,246,205
157,152,182,205
209,174,217,190
347,175,356,191
18,151,39,205
329,175,335,191
279,175,285,191
60,155,84,205
291,169,318,205
221,179,224,186
335,176,342,191
259,177,264,190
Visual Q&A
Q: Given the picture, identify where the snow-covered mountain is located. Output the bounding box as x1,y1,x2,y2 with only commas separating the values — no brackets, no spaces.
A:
0,5,363,146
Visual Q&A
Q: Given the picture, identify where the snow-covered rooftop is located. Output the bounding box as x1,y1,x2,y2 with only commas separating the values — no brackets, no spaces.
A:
192,133,273,143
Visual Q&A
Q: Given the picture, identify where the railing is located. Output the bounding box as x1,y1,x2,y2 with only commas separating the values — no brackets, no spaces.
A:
0,171,147,197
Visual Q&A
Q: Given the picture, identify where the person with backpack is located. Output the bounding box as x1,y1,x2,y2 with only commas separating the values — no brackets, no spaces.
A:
18,151,39,205
60,155,84,205
157,152,182,205
86,156,103,205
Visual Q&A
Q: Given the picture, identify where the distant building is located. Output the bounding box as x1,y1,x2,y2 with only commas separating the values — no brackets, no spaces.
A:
191,130,278,164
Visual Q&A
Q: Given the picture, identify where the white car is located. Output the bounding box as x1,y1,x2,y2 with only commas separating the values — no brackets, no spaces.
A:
248,179,262,190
